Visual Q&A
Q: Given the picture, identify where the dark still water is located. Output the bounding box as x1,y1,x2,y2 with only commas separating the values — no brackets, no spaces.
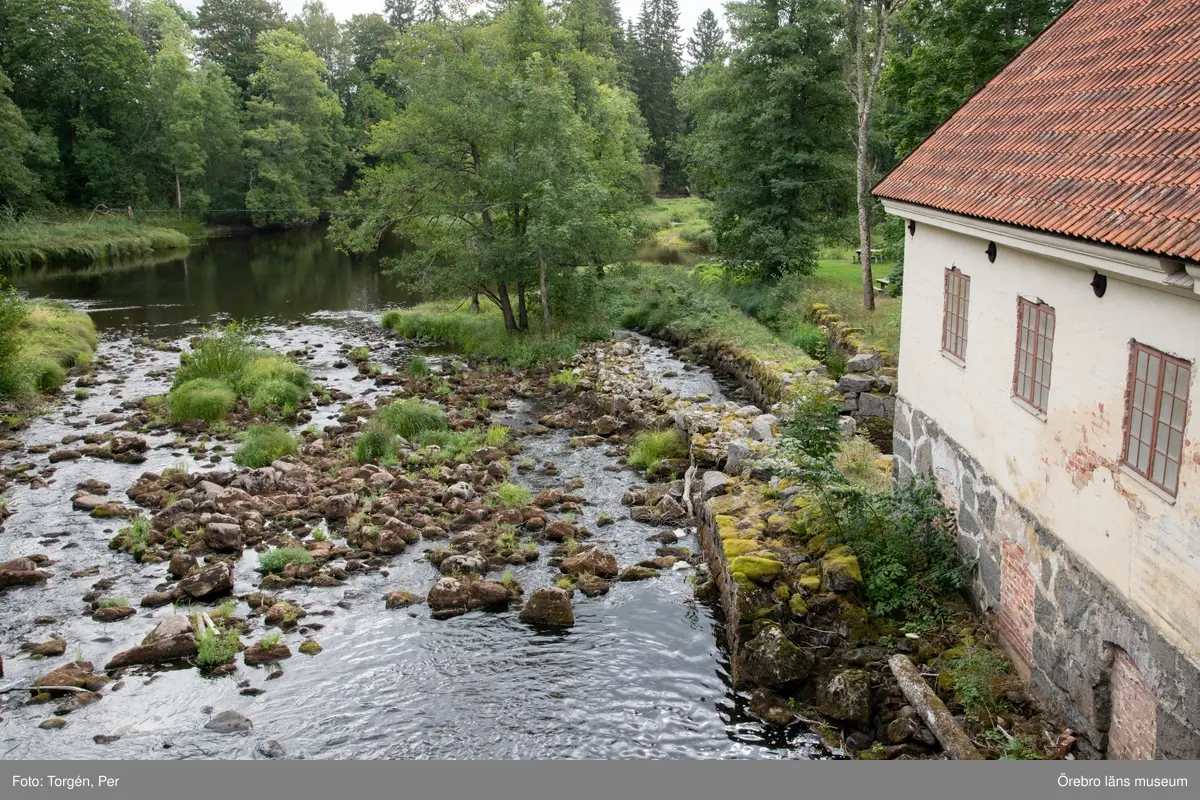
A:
7,227,420,334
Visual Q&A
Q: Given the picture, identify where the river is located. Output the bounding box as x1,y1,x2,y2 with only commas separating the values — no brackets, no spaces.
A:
0,230,822,760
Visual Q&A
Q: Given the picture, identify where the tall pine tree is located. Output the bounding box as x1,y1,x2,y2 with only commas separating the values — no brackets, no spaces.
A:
686,8,724,68
631,0,685,192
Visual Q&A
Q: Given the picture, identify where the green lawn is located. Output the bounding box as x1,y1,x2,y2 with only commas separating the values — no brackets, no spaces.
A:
812,258,902,355
638,197,713,249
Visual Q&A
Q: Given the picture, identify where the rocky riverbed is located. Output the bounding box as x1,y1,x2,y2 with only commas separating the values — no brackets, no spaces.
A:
0,315,828,760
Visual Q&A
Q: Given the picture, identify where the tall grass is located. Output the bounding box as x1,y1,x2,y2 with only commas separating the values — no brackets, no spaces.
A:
627,429,687,471
170,378,236,423
234,425,297,468
375,399,447,440
0,285,97,399
381,305,582,368
0,218,190,269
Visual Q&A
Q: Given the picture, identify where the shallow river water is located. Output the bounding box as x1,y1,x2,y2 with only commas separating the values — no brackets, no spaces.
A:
0,232,823,759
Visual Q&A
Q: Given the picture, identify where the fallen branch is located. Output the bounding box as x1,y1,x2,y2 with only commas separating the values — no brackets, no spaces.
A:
888,654,983,760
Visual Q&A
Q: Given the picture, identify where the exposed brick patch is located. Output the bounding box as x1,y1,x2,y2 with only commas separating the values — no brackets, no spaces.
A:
999,540,1034,668
1109,649,1157,760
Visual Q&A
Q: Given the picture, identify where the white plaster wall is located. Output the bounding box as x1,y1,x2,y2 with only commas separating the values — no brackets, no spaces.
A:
896,222,1200,662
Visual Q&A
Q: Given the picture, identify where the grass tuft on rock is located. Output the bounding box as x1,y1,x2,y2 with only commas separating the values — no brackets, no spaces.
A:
375,399,447,440
249,379,306,415
627,428,686,472
258,547,313,574
491,482,531,508
169,378,236,423
354,424,398,464
195,627,240,670
0,284,98,399
234,425,297,468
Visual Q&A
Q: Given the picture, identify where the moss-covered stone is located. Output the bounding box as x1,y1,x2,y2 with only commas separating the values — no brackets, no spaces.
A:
723,538,760,558
729,555,782,584
821,545,863,593
736,622,813,690
710,493,749,516
774,582,790,602
765,514,791,535
789,594,809,617
797,573,821,593
716,515,740,540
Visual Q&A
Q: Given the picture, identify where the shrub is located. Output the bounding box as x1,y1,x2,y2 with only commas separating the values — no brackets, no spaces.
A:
820,478,970,618
175,323,255,387
258,546,313,574
627,429,686,471
354,424,398,464
485,424,510,447
408,356,429,376
376,400,447,440
491,482,531,508
249,379,306,415
195,628,240,669
240,355,310,394
780,375,843,464
945,646,1010,721
169,378,236,423
234,425,297,468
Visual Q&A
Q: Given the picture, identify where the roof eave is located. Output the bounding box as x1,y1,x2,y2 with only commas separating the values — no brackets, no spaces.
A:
881,199,1200,301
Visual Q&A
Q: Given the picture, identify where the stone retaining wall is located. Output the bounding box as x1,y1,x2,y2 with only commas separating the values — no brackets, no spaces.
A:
809,304,897,452
893,397,1200,759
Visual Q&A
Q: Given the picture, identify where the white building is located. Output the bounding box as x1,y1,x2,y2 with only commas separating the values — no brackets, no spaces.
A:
874,0,1200,759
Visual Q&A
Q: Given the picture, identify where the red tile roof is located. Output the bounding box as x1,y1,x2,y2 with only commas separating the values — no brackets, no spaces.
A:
873,0,1200,263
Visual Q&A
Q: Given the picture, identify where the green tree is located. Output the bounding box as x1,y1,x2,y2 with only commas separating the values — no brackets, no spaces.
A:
631,0,685,191
880,0,1068,158
197,0,287,92
115,0,195,57
0,0,151,205
333,0,646,332
0,70,40,209
685,8,724,68
297,1,346,90
678,0,853,278
384,0,419,31
244,30,348,225
341,14,401,132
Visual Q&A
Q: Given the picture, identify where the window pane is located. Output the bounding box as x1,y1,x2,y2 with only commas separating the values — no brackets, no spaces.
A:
1137,351,1148,381
1168,429,1183,460
1176,365,1190,397
1164,363,1177,398
1133,382,1147,411
1172,396,1186,429
1139,442,1151,472
1153,454,1166,485
1165,461,1179,494
1146,355,1161,390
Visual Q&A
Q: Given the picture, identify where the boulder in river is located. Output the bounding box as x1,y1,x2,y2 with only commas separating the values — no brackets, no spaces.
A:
203,523,244,552
384,590,422,609
560,548,618,579
519,587,574,626
92,606,136,623
204,710,253,734
21,637,67,657
175,562,234,600
816,669,871,727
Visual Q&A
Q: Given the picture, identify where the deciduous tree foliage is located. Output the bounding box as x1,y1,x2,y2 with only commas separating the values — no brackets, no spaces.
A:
243,30,349,225
0,71,41,209
331,0,647,332
677,0,853,278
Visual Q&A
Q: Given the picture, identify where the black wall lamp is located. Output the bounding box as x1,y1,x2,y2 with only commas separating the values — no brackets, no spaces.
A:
907,220,916,236
1091,271,1108,297
986,241,997,263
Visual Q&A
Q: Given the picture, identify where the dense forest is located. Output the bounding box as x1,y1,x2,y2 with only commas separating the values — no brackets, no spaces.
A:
0,0,1070,299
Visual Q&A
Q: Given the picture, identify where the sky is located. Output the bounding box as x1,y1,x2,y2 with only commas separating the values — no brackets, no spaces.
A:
179,1,724,41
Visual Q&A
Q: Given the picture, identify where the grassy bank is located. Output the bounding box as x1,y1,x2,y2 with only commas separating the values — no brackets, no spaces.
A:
638,196,713,251
382,304,586,368
0,288,97,399
0,218,193,270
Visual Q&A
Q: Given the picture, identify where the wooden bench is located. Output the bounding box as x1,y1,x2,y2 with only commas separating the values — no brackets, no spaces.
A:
854,248,883,263
873,277,891,292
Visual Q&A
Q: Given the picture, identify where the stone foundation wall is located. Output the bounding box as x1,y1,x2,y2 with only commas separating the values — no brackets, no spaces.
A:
893,396,1200,759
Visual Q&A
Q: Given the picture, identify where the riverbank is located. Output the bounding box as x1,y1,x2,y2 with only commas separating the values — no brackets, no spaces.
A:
0,218,194,270
0,293,96,407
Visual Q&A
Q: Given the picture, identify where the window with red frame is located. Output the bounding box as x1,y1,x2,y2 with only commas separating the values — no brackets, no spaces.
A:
1013,298,1054,413
1123,343,1191,496
942,268,970,360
